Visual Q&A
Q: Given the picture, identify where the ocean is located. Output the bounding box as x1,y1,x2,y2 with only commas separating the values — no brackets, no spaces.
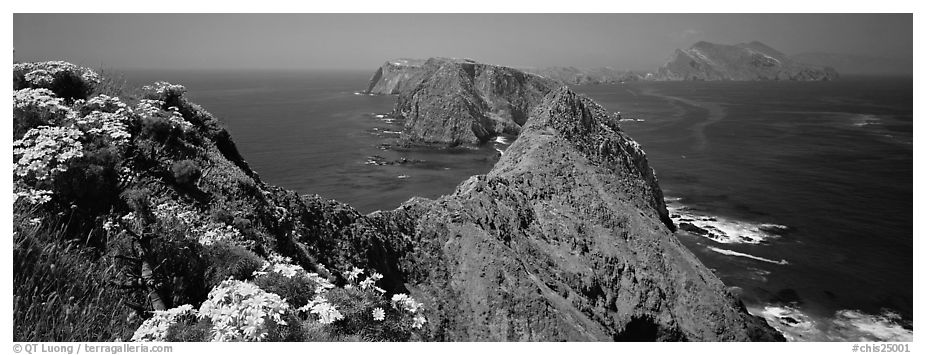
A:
124,70,912,341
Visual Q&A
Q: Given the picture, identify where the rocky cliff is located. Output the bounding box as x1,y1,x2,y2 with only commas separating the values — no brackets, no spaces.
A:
390,58,560,146
382,87,781,340
14,61,782,342
655,41,839,81
522,66,644,85
364,58,431,95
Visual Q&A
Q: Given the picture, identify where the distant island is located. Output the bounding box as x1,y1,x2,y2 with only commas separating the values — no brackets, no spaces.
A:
652,41,839,81
790,52,912,76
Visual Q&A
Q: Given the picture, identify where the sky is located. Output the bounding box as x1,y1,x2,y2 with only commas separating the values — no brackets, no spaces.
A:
13,13,914,72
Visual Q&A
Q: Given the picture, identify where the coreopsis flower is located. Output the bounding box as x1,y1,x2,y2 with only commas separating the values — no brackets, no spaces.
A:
390,294,423,314
412,315,427,329
75,110,132,146
344,267,364,283
197,280,290,342
358,272,383,290
372,308,386,321
13,125,84,181
131,304,196,342
301,296,343,325
142,81,187,101
14,61,102,87
135,99,193,131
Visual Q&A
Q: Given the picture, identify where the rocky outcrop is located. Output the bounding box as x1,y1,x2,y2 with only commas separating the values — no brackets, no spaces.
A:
379,87,781,341
364,58,431,95
522,66,644,85
391,58,560,147
654,41,838,81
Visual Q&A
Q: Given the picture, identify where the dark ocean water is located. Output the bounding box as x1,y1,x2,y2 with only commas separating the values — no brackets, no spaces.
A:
125,70,912,341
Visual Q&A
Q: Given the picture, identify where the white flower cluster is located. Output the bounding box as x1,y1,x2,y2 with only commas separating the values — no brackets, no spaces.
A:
131,304,196,342
135,99,192,131
14,88,74,118
75,110,132,146
14,125,84,181
142,81,187,100
152,202,247,246
391,294,427,329
253,253,336,295
14,185,53,205
14,61,102,86
81,94,130,114
198,280,291,342
299,295,344,325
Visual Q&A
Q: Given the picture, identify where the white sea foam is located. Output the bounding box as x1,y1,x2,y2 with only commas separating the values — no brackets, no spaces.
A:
374,114,386,118
494,136,512,145
850,114,881,127
381,130,402,134
707,246,788,265
494,147,504,156
751,305,913,342
397,175,409,179
667,199,788,244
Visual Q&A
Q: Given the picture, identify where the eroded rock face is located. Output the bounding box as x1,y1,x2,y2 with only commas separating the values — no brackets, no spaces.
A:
381,87,782,341
364,58,432,95
655,41,839,81
384,58,559,146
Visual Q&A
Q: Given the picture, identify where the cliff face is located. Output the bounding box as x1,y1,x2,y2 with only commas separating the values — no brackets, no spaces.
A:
655,41,839,81
382,87,780,341
392,58,559,146
522,66,643,85
364,58,431,95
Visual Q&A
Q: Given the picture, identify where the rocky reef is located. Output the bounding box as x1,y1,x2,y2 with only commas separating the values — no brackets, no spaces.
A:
13,61,782,341
654,41,839,81
522,66,644,85
366,57,560,147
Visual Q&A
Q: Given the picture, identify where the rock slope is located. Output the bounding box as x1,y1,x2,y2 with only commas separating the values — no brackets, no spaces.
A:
367,57,560,146
655,41,838,81
383,87,781,340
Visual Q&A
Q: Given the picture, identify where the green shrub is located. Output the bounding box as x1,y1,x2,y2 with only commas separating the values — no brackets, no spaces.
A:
203,242,264,289
171,159,202,186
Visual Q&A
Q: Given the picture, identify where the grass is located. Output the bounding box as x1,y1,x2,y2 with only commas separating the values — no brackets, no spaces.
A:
13,207,140,341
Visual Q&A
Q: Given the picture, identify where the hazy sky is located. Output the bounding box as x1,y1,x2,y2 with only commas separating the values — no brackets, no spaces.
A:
13,13,913,71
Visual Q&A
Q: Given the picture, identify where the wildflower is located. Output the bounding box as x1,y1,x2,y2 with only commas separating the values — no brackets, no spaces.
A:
14,125,84,181
344,267,364,283
197,280,290,342
75,110,132,146
412,315,427,329
14,61,102,86
131,304,196,342
359,272,384,290
372,307,385,321
391,294,423,314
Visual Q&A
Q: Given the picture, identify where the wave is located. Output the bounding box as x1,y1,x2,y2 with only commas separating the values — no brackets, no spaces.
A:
667,198,789,244
493,136,513,145
751,305,912,342
850,114,881,127
706,246,788,265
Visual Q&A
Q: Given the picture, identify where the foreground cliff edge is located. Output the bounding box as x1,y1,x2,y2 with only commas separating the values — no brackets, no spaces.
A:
13,61,782,341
